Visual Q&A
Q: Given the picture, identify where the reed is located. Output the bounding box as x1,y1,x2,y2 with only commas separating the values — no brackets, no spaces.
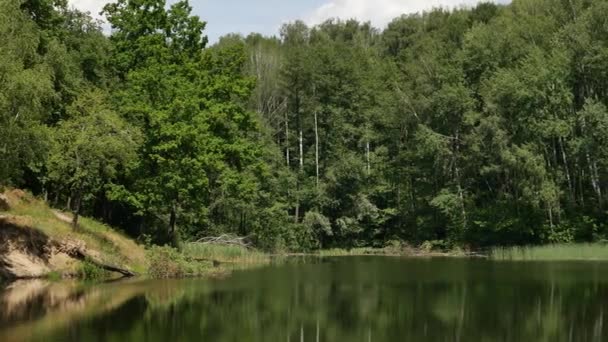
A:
490,243,608,261
182,243,270,264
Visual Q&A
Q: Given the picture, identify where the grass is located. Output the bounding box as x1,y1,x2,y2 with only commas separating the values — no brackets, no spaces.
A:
182,243,270,264
316,240,468,257
490,243,608,261
78,259,111,280
146,243,270,279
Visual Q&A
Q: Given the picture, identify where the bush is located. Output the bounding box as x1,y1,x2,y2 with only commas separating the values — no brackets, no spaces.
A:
384,240,414,255
78,260,109,280
420,240,448,253
147,245,187,278
46,271,62,281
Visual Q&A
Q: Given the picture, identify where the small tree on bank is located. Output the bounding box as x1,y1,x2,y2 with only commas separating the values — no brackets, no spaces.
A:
47,90,139,229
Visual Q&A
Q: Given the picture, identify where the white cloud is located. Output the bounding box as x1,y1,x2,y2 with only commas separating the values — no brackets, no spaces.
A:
306,0,505,28
68,0,109,20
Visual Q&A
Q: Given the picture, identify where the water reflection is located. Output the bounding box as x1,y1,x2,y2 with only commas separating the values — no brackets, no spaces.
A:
1,257,608,341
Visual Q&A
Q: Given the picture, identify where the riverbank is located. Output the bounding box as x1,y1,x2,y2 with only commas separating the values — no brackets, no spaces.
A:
0,189,147,280
318,243,608,261
0,189,272,281
146,243,271,278
314,246,470,258
5,189,608,283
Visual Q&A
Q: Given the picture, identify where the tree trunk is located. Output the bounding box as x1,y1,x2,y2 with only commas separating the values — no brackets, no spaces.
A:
295,198,300,223
586,152,602,208
296,104,303,223
568,0,577,19
315,110,319,188
457,181,467,231
285,111,290,167
366,140,371,176
578,164,585,206
169,202,178,246
454,131,467,231
59,241,136,277
72,189,82,230
559,137,574,202
299,129,304,171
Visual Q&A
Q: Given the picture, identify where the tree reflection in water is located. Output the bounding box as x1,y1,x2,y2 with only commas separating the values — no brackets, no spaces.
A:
1,257,607,342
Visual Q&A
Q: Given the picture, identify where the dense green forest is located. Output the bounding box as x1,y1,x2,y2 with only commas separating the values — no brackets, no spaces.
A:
2,0,608,251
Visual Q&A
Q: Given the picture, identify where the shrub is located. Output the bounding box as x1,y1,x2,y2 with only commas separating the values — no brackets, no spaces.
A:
46,271,62,281
420,240,448,253
78,260,109,280
147,245,187,278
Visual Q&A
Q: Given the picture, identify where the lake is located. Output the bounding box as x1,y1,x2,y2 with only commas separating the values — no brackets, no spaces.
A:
1,256,608,341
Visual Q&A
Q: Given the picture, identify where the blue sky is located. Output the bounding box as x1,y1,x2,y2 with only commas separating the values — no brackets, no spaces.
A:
69,0,510,43
198,0,327,42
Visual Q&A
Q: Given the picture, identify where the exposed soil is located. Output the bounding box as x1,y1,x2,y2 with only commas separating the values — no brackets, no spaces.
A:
0,190,142,280
0,217,58,279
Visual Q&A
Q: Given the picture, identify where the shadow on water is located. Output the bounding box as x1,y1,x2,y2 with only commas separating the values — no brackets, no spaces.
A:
2,257,608,341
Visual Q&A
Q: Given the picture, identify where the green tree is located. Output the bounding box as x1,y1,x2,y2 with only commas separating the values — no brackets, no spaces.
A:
47,90,139,228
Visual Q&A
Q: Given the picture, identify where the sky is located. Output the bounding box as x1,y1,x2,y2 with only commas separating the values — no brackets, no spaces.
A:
68,0,510,43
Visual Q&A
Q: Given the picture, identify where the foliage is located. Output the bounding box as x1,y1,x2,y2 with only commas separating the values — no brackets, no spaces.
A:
47,90,139,226
5,0,608,252
146,245,189,278
182,243,269,264
78,259,110,280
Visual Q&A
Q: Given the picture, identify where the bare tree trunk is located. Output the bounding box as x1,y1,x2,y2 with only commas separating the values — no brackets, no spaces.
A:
586,152,602,207
457,181,467,230
299,129,303,171
295,199,300,223
559,137,574,202
315,110,319,188
578,164,585,206
366,141,371,176
568,0,577,19
285,112,290,167
593,159,602,208
295,105,303,223
454,131,467,230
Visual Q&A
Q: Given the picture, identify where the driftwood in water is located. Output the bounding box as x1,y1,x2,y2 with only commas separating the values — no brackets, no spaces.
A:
58,239,136,277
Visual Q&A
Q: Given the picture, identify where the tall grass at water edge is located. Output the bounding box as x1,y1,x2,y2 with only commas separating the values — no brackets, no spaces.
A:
491,243,608,261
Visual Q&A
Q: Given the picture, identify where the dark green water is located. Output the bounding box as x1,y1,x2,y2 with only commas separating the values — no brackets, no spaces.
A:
2,257,608,341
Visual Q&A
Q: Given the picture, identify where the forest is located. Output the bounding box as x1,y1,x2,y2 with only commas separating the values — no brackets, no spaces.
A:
2,0,608,252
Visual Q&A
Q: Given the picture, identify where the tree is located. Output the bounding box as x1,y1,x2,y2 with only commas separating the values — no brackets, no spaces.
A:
105,0,270,245
0,0,54,185
47,90,139,228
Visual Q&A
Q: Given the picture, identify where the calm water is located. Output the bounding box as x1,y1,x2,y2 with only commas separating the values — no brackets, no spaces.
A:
2,257,608,341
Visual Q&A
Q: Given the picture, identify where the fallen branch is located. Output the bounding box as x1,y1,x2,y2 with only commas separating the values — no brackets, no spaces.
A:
194,234,252,249
57,239,136,277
